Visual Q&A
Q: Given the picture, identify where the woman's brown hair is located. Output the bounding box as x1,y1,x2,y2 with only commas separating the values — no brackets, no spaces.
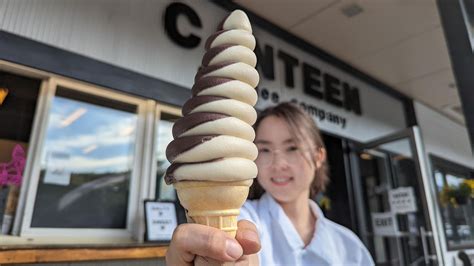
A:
248,102,329,199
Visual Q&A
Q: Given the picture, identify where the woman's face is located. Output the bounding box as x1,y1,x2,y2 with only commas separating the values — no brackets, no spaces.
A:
255,115,323,204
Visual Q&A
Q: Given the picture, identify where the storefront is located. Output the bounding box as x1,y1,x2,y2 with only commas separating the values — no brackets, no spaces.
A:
0,1,473,265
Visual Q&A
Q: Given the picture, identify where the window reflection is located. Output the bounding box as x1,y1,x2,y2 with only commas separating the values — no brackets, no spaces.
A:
446,174,465,187
434,171,444,190
32,87,138,228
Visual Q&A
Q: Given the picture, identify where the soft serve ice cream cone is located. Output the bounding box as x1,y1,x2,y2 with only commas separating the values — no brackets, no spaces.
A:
165,9,259,242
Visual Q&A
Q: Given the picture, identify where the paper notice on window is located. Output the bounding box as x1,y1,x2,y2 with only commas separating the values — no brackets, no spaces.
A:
371,212,399,236
389,187,417,214
44,151,71,186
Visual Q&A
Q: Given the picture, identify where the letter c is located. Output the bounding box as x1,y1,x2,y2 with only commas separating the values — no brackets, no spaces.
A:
164,3,202,48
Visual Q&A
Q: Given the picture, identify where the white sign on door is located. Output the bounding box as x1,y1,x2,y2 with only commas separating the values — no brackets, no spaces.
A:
389,187,417,214
372,212,399,236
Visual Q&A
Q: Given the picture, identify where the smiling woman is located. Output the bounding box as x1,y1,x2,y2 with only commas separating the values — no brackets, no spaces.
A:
236,102,374,265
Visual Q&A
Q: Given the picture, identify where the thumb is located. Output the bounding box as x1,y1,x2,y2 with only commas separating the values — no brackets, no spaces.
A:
235,220,261,255
166,224,243,265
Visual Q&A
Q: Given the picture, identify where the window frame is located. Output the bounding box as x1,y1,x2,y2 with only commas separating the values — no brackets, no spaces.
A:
152,104,182,200
134,102,182,243
19,76,149,243
1,60,183,246
430,154,474,251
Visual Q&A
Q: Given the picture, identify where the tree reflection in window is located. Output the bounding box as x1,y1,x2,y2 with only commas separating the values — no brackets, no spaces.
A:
432,155,474,250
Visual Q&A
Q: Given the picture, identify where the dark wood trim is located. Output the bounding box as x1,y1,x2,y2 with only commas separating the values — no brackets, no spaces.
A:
436,0,474,153
0,30,190,107
0,245,167,264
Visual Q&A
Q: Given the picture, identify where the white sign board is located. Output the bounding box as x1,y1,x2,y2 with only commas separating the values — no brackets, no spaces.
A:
44,151,71,186
145,201,177,241
371,212,399,236
389,187,417,214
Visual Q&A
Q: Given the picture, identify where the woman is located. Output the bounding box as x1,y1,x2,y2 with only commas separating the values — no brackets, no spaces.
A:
166,102,374,265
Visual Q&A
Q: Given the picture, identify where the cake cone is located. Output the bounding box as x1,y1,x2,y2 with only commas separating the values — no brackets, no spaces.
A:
175,179,253,237
164,9,259,265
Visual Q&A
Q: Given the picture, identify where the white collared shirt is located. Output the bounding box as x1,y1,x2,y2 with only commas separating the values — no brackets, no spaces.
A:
238,193,375,266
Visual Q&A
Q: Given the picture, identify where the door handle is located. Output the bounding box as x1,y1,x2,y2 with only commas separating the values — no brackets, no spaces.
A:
420,226,437,265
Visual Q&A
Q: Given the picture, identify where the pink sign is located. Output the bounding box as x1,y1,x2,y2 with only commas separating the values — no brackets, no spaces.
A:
0,144,26,186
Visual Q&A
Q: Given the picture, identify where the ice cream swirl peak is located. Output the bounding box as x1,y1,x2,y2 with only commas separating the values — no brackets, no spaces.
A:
165,10,259,185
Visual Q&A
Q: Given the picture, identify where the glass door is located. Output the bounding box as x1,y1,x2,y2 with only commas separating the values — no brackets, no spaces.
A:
351,127,441,266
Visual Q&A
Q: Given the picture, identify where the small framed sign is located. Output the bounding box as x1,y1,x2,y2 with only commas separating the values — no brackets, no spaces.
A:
144,200,178,242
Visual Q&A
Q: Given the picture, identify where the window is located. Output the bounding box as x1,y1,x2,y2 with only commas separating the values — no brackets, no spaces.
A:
0,70,40,235
431,154,474,250
32,87,139,228
1,61,184,245
21,78,148,241
153,106,186,224
154,110,179,201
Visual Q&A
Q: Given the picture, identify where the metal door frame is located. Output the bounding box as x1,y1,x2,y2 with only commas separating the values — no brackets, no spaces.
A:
349,126,443,265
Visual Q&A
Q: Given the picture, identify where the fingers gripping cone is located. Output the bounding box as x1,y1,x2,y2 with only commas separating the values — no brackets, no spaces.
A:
165,10,259,265
175,179,253,237
176,180,253,266
179,183,252,266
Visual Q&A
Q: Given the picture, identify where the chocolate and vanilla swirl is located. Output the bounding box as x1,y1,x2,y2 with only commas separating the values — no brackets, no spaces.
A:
165,10,259,185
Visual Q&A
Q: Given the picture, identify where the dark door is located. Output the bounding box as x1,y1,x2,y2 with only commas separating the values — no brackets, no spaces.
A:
320,133,357,232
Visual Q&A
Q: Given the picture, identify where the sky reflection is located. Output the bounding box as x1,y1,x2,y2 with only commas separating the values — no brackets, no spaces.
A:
41,95,137,174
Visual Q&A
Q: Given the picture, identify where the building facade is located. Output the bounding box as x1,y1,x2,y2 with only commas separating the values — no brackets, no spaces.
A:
0,1,473,265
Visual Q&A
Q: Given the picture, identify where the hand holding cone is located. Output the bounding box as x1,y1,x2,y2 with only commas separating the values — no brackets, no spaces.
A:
165,9,259,265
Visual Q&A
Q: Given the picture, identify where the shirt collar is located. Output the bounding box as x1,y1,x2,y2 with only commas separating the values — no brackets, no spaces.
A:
261,193,304,250
260,193,336,263
261,193,328,251
308,199,326,222
307,199,335,262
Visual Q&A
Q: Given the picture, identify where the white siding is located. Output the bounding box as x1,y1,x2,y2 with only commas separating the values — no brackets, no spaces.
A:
415,102,473,168
0,0,407,141
0,0,215,89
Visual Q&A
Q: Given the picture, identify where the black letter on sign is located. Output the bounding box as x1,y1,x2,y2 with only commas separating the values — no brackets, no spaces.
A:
255,41,275,80
303,63,323,99
164,3,201,48
343,83,362,115
277,50,299,88
324,73,343,107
